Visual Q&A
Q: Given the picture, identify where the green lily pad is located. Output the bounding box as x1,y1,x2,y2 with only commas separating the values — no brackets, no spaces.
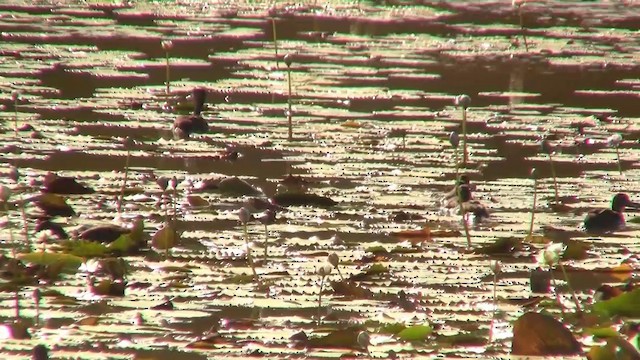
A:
18,252,83,271
396,324,432,341
593,288,640,317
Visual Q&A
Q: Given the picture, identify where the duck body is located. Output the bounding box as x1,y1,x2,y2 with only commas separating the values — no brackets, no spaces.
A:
450,184,490,220
172,88,208,139
583,193,639,233
441,175,470,207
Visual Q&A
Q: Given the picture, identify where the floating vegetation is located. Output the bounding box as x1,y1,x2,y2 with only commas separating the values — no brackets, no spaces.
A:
0,1,639,358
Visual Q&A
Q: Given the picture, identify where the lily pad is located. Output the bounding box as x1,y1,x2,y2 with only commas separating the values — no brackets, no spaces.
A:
511,312,581,356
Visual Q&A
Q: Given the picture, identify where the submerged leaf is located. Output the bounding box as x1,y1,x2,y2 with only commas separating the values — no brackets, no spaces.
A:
511,312,581,356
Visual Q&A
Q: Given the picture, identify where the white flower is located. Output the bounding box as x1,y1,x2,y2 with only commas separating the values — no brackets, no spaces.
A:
536,243,566,267
607,133,622,147
317,263,333,277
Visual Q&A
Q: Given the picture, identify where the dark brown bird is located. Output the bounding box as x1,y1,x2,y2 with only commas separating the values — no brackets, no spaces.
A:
43,172,94,195
442,174,471,207
456,185,490,219
172,87,209,139
583,193,639,233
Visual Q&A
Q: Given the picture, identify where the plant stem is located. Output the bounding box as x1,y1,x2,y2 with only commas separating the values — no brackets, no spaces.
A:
547,152,559,203
462,107,468,165
271,17,279,69
34,289,40,327
162,189,168,223
518,5,529,52
528,177,538,239
454,148,471,248
317,275,325,325
243,223,260,286
287,66,293,141
615,145,622,175
549,269,566,316
489,271,497,342
117,149,131,214
5,203,16,257
14,290,19,319
559,262,582,314
263,223,268,262
165,51,171,95
172,186,178,225
13,97,18,136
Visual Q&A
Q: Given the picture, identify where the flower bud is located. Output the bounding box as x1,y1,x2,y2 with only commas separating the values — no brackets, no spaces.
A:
283,53,293,67
449,131,460,148
454,94,471,109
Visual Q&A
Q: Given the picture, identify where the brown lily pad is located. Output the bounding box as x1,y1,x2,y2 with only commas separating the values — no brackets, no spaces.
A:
272,192,337,207
511,312,581,356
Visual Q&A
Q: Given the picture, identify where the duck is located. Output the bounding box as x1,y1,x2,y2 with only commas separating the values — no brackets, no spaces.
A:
455,184,490,219
441,174,471,207
583,193,639,233
172,87,209,139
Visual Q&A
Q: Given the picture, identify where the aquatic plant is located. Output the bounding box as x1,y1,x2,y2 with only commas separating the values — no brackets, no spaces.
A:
528,168,537,239
488,260,501,342
536,243,582,314
540,139,559,203
284,53,293,141
161,40,173,95
238,207,260,286
117,137,133,214
607,133,623,175
327,252,344,281
256,209,276,262
454,95,471,166
512,0,529,51
11,90,19,135
450,131,471,247
316,262,332,325
271,16,279,68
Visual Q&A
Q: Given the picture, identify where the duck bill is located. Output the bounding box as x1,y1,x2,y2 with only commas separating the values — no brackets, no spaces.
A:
626,201,640,211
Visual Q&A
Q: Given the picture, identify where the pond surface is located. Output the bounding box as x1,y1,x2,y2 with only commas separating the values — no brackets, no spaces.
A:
0,0,639,358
